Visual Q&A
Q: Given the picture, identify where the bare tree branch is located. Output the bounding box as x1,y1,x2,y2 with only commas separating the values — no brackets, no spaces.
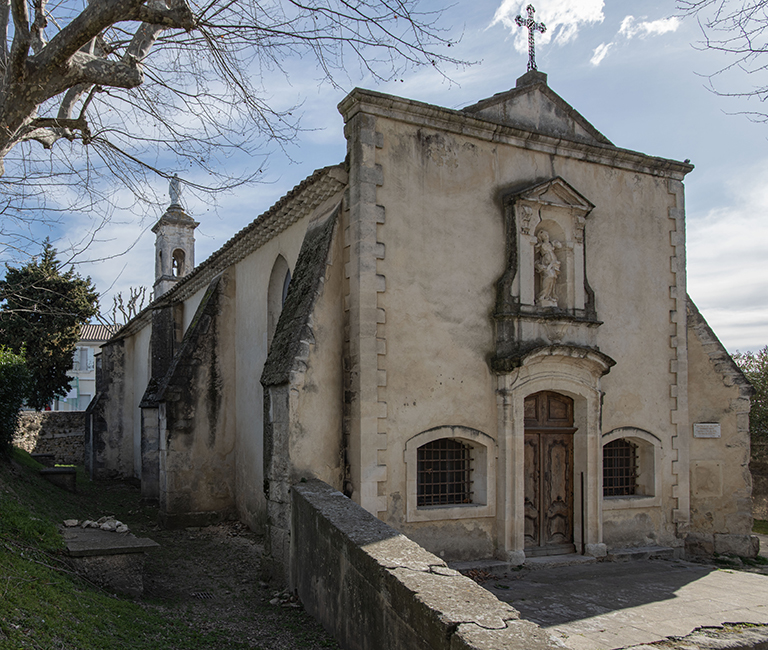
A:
678,0,768,116
0,0,468,265
30,0,47,54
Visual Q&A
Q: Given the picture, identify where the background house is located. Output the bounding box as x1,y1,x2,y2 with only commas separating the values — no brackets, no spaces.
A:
52,324,117,411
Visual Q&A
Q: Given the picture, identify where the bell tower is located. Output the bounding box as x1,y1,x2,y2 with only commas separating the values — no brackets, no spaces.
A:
152,175,199,299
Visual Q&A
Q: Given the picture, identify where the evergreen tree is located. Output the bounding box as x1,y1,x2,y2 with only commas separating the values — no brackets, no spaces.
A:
0,241,99,410
734,346,768,442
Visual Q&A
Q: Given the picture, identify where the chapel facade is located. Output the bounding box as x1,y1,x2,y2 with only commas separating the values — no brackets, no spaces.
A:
86,69,756,571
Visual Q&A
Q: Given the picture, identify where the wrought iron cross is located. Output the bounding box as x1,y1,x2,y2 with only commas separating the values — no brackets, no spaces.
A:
515,4,546,72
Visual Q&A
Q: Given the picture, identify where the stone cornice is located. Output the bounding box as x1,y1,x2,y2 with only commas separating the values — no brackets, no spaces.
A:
151,207,199,233
338,88,694,180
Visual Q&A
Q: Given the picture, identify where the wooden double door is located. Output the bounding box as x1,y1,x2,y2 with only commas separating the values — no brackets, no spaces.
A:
524,391,576,557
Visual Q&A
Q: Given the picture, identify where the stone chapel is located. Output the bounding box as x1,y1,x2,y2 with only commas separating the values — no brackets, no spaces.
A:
86,68,756,574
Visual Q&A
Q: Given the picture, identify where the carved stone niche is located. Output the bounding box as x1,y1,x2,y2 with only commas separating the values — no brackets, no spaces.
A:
493,177,602,371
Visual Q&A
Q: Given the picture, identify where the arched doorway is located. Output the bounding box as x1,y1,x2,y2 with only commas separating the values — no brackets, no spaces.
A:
524,390,576,556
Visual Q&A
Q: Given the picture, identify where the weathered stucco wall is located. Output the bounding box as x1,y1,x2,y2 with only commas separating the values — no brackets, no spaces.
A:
343,88,686,559
290,209,345,488
130,325,151,478
234,210,316,531
262,204,346,575
686,301,756,557
291,479,558,650
86,339,136,479
372,121,501,559
157,272,238,527
14,411,85,464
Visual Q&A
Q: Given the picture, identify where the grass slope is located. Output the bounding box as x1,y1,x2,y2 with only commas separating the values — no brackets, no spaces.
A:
0,449,249,650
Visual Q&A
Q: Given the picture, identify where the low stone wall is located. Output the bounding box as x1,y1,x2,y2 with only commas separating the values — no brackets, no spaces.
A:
753,441,768,521
291,479,558,650
13,411,85,465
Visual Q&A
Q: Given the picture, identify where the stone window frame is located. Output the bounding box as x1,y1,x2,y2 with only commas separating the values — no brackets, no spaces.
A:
404,426,496,523
602,427,662,510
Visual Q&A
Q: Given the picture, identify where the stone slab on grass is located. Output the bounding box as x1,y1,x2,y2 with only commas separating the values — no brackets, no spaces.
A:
39,467,77,492
63,527,159,597
63,527,159,557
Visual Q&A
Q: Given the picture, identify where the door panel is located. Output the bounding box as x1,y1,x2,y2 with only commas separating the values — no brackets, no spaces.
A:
542,433,573,547
524,433,540,547
524,392,576,556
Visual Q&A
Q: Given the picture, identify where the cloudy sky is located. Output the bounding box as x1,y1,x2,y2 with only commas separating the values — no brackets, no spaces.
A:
51,0,767,353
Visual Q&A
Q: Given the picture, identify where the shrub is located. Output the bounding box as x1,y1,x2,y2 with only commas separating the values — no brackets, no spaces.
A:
0,347,29,457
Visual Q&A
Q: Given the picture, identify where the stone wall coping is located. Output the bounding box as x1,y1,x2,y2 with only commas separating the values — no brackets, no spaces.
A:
292,479,559,650
338,87,694,180
687,296,754,399
39,467,76,474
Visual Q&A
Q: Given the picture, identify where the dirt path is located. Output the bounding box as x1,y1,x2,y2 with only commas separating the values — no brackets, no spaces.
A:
80,478,340,650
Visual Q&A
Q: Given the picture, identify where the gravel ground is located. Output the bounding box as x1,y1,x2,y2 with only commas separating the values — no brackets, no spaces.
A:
138,520,340,649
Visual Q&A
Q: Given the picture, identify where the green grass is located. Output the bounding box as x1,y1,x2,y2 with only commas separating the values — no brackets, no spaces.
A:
753,519,768,535
0,448,251,650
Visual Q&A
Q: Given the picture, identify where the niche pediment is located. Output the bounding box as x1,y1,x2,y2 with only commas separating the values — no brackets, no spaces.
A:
493,177,601,370
518,177,594,215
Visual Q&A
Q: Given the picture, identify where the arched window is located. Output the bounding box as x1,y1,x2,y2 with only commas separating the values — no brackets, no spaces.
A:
602,428,660,500
267,255,290,347
172,249,185,277
603,439,637,497
404,426,496,522
417,438,473,506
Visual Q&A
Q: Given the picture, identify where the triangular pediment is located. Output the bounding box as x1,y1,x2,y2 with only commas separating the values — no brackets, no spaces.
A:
514,177,594,215
462,72,613,147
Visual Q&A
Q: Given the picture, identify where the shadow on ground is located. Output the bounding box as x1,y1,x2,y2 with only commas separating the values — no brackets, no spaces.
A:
486,560,715,627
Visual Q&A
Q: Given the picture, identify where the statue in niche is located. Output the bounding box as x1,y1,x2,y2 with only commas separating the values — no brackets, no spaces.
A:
534,229,562,307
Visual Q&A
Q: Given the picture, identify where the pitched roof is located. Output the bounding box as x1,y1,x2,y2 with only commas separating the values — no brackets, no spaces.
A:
79,323,119,342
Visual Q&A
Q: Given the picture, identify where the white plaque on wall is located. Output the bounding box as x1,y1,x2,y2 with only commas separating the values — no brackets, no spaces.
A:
694,423,721,438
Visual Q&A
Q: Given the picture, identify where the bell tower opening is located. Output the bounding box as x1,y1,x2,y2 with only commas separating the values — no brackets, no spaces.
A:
172,249,185,277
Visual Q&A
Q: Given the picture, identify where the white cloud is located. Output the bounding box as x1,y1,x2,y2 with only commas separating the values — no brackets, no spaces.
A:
492,0,605,53
687,161,768,352
588,15,681,67
619,15,680,39
590,42,613,66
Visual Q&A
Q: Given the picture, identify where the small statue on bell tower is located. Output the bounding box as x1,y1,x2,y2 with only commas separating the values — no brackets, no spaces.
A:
169,174,183,209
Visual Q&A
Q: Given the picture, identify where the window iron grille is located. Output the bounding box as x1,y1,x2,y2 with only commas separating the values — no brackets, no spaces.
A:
417,438,473,506
603,438,637,497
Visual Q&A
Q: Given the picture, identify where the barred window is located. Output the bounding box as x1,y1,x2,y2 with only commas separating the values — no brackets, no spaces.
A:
417,438,473,506
603,438,637,497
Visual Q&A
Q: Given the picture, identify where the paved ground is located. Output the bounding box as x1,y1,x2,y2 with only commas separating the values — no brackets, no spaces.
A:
454,544,768,650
